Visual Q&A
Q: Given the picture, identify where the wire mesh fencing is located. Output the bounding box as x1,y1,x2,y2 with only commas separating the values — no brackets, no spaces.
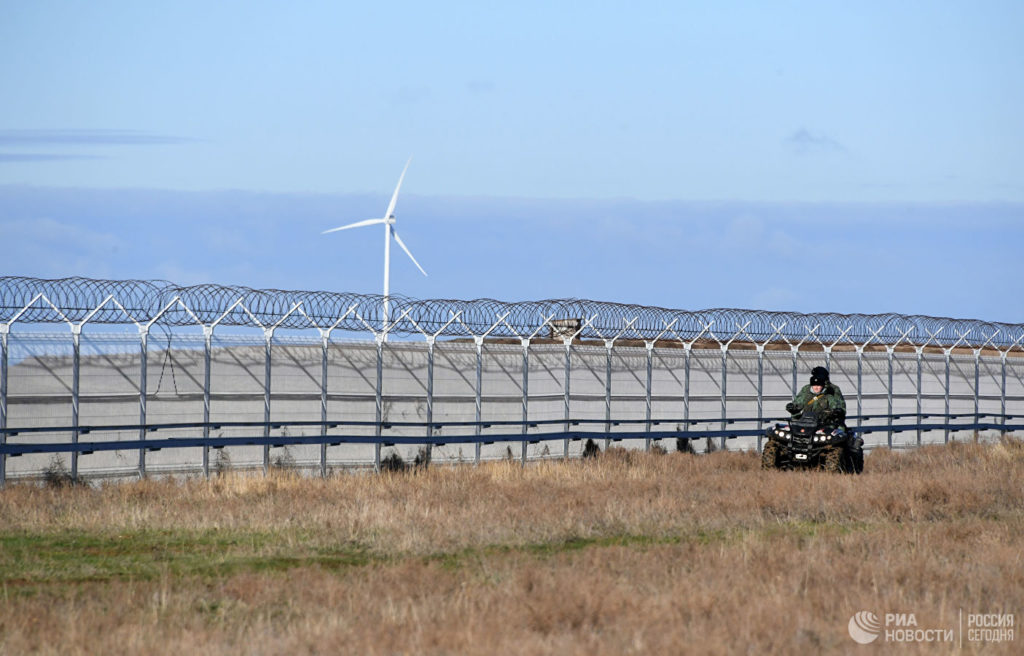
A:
2,276,1023,482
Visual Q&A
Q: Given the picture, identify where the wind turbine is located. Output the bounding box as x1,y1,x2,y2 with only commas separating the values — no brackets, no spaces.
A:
322,158,427,338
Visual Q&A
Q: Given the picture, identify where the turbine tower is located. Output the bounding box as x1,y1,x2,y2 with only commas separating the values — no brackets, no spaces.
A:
322,158,427,339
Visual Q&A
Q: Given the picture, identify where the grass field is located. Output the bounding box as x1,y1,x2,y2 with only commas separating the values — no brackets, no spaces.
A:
1,439,1022,654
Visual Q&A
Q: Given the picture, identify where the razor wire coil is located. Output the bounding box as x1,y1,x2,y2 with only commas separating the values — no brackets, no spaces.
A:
2,276,1022,350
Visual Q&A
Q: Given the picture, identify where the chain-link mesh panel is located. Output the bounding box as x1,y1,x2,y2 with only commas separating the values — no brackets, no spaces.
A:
827,351,858,413
891,352,918,413
723,350,760,450
860,353,891,418
609,345,647,439
686,350,722,424
206,333,267,470
324,339,376,466
978,355,1003,420
650,347,687,446
140,331,205,472
1006,358,1024,431
5,332,74,477
76,331,141,475
475,343,528,461
268,335,327,468
522,345,565,460
725,350,759,412
762,351,794,412
431,341,477,449
889,353,921,448
948,354,976,417
919,354,948,421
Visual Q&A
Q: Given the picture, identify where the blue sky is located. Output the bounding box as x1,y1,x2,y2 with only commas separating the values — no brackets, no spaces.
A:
1,1,1022,322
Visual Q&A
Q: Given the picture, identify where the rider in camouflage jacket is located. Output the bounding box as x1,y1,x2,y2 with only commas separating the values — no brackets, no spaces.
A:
786,366,847,426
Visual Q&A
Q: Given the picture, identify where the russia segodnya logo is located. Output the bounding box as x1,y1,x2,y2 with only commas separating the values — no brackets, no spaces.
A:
849,611,882,644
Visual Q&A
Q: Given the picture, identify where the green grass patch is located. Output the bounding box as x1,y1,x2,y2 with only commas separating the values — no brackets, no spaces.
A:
0,519,879,586
0,529,380,585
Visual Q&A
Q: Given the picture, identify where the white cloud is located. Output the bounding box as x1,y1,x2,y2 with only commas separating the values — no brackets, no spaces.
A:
0,217,123,278
785,128,846,154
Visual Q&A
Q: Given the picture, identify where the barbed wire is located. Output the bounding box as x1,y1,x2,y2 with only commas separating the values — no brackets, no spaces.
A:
2,276,1022,349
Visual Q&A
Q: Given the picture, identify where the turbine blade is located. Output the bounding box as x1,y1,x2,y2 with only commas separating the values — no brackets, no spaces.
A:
392,230,428,277
321,218,385,234
384,156,413,219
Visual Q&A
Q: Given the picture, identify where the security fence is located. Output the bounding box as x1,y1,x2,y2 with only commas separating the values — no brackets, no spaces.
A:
2,276,1023,483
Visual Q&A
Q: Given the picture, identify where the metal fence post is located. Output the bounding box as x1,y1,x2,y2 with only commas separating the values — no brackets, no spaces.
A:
563,340,571,459
203,325,213,479
974,348,981,432
138,326,148,478
597,317,641,452
1,325,7,487
605,343,613,450
375,336,384,472
645,343,654,451
474,337,484,466
711,322,749,452
683,344,691,429
71,324,81,481
756,345,764,452
852,323,887,435
791,345,799,397
944,350,951,443
1003,350,1011,431
916,347,923,447
995,336,1022,434
521,339,529,466
886,346,894,448
855,346,864,431
426,337,435,467
263,328,273,475
320,334,329,478
720,345,728,450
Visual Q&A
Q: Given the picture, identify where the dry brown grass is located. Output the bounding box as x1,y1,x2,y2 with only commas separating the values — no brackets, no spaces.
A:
2,439,1023,654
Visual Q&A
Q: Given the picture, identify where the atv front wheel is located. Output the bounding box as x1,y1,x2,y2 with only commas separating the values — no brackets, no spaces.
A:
821,446,842,473
842,449,864,475
761,440,781,470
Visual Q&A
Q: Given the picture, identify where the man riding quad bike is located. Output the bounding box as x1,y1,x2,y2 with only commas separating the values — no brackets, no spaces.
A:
762,366,864,473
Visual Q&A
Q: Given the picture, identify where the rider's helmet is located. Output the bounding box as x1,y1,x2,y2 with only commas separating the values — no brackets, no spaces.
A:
810,366,829,387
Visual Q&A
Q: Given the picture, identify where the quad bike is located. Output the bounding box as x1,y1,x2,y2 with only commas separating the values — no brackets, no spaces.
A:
762,407,864,473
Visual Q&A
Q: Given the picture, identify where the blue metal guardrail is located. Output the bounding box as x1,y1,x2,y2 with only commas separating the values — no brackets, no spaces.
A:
2,413,1020,457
